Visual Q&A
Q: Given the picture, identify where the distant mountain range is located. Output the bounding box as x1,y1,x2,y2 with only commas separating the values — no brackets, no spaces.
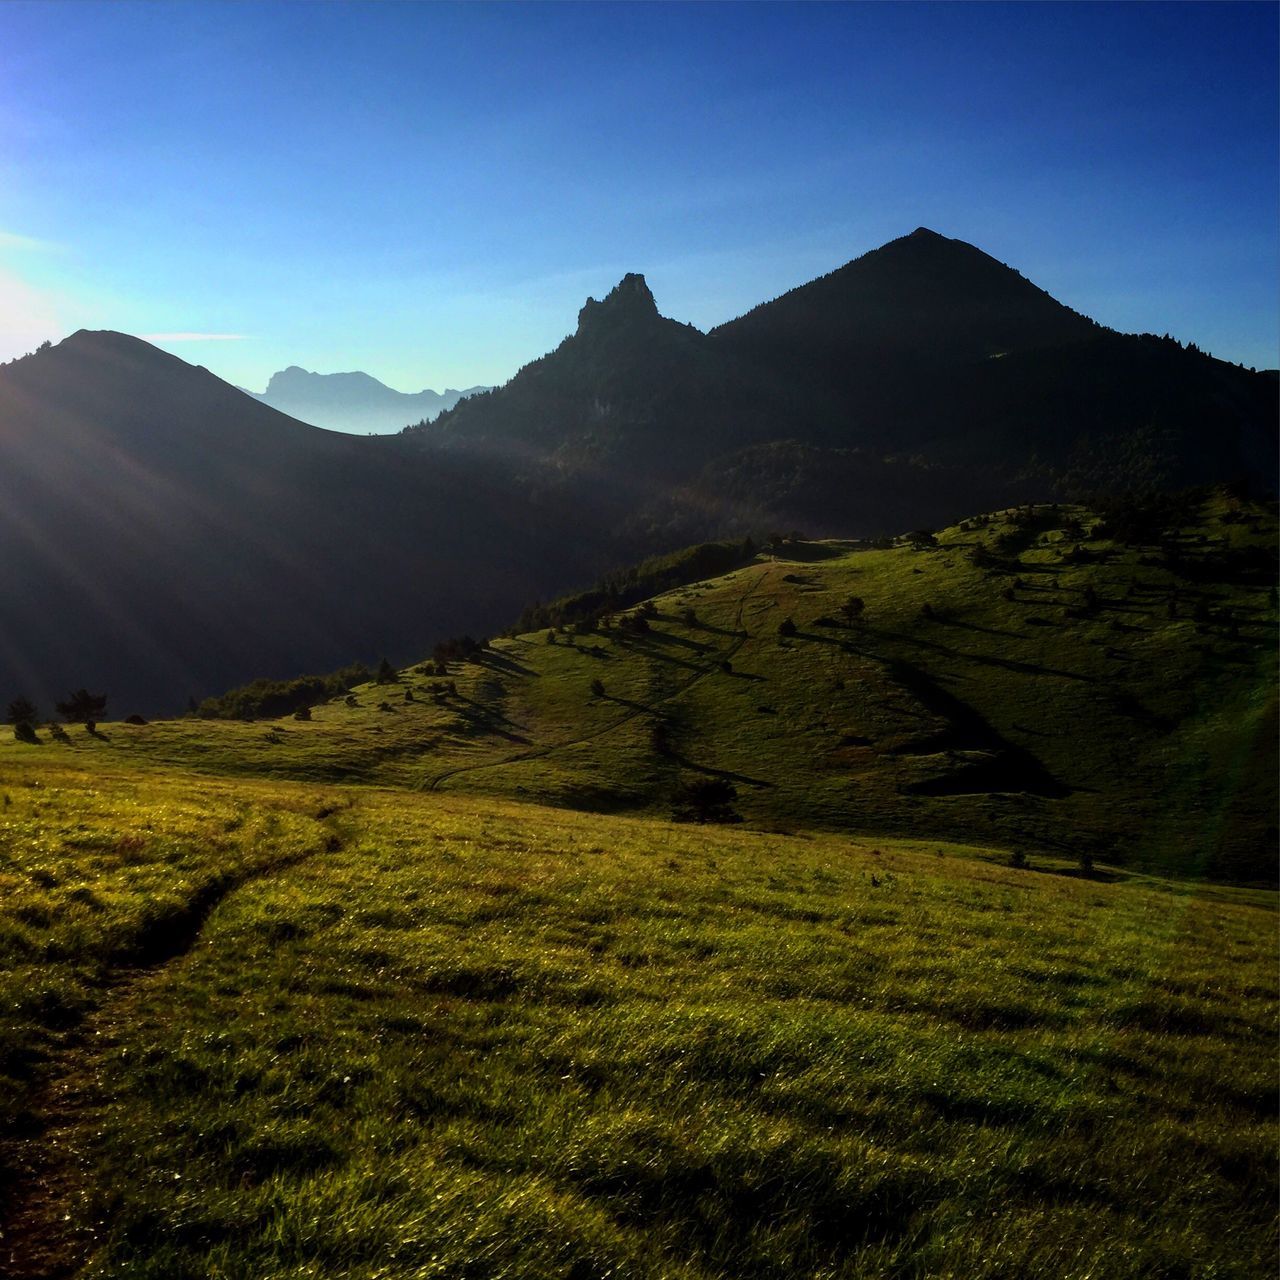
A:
247,366,489,434
0,227,1273,713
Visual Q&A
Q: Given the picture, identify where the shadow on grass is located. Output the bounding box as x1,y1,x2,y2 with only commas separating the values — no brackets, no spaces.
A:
857,625,1097,683
667,752,774,789
935,617,1026,640
475,650,538,679
600,695,656,715
447,693,531,744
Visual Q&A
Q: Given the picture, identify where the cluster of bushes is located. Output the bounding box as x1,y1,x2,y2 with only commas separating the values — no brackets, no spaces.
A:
432,635,485,664
512,539,756,636
195,662,372,721
1091,489,1205,546
7,690,109,740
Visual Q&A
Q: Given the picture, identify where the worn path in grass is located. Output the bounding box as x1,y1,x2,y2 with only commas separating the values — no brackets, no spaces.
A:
420,562,770,793
0,805,354,1280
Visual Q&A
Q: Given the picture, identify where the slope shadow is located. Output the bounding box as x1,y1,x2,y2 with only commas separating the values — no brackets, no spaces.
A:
476,650,538,678
861,626,1096,683
446,693,531,743
886,660,1071,798
770,542,848,562
667,752,774,789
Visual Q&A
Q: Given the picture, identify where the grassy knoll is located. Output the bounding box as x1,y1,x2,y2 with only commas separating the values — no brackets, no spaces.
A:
0,759,1274,1277
15,491,1275,881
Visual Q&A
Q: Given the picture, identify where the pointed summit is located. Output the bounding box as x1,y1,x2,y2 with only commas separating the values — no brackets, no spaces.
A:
714,228,1097,366
576,272,660,336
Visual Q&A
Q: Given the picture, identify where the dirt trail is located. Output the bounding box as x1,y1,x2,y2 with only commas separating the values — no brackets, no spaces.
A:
0,807,353,1280
421,564,772,792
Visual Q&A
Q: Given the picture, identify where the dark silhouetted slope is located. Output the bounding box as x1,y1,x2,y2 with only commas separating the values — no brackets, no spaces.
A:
713,226,1098,380
0,332,597,713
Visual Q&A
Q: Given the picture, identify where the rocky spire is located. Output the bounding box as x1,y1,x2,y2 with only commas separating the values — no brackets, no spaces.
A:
576,273,660,336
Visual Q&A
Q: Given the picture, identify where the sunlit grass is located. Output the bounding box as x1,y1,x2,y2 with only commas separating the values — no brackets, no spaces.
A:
0,761,1273,1278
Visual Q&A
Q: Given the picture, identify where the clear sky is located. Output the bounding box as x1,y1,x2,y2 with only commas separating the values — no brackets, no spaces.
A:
0,0,1276,399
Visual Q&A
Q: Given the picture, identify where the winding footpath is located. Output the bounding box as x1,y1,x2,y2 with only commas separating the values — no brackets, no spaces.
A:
0,807,353,1280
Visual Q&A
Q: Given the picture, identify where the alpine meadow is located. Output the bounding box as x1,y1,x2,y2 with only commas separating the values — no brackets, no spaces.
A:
0,4,1276,1279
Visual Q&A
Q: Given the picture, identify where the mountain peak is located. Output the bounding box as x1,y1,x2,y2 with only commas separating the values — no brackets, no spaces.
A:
576,272,660,336
61,329,157,356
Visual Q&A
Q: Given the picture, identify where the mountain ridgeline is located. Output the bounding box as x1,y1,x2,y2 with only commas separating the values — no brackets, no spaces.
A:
0,227,1273,714
411,228,1276,541
248,365,489,434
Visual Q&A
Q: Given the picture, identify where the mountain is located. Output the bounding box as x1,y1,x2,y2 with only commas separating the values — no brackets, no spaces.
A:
0,332,597,714
248,365,489,434
249,365,489,434
411,229,1277,539
1,230,1273,716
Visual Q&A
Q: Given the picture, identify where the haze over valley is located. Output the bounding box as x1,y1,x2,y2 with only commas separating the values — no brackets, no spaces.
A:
246,365,490,435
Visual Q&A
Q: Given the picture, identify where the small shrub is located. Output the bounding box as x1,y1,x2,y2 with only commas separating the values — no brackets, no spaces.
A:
673,777,741,824
839,595,865,623
56,688,107,726
590,678,605,698
1009,850,1029,870
124,714,147,726
6,696,37,727
293,706,311,721
13,721,38,744
778,616,797,638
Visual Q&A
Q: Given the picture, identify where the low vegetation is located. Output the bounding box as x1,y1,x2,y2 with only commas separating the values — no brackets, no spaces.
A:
195,663,373,721
512,540,757,637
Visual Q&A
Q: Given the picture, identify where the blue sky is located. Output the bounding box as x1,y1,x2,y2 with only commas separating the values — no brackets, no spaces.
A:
0,1,1275,400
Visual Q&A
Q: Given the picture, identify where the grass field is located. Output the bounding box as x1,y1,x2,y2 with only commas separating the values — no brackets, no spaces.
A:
0,760,1275,1279
1,492,1275,1277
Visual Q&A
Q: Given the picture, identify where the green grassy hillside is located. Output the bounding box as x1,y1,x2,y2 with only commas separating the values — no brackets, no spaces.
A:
20,490,1274,882
0,490,1274,1278
0,761,1273,1279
